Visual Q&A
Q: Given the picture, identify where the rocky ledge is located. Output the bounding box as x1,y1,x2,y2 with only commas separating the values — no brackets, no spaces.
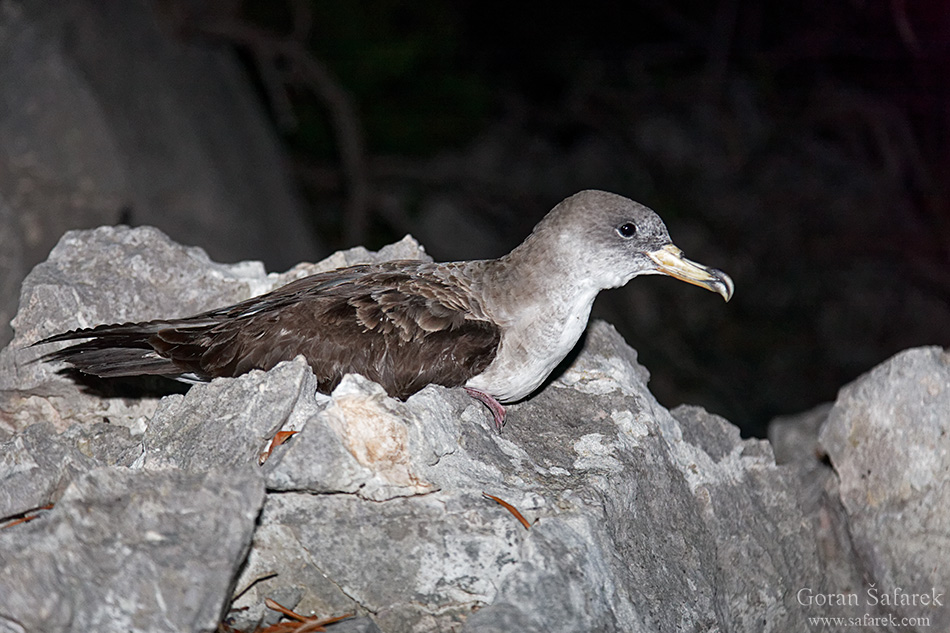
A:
0,227,947,632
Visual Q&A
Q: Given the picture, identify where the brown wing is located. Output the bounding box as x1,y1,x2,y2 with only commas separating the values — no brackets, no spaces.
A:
39,261,501,400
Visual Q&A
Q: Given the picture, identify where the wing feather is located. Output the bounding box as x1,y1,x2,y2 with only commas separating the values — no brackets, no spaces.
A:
37,261,500,399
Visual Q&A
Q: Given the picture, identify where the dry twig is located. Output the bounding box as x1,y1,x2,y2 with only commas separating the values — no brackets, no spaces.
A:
259,598,353,632
218,597,353,633
259,430,299,465
0,503,54,529
482,492,532,530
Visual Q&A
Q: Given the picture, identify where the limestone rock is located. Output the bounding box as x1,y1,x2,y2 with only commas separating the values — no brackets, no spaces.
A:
819,347,950,630
768,403,831,465
0,467,264,633
0,421,139,519
3,225,939,632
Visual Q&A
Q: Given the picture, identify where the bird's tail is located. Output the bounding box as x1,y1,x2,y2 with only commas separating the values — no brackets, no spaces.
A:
33,321,207,379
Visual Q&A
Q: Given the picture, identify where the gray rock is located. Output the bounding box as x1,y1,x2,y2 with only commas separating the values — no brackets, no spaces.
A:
0,225,267,435
0,226,433,632
0,421,140,519
144,358,317,473
767,405,880,625
819,346,950,630
4,224,944,633
326,617,384,633
260,374,392,497
0,466,264,633
768,403,831,465
234,322,858,632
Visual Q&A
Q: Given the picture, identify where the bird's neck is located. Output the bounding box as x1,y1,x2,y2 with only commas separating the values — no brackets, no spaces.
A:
482,239,601,330
456,237,605,401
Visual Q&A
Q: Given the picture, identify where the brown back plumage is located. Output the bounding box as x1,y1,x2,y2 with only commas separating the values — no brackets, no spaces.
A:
38,261,501,400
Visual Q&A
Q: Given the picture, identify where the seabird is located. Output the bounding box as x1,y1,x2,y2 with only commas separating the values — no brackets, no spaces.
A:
35,190,733,430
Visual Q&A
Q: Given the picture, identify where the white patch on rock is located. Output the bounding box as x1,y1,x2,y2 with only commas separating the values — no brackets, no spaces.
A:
326,374,435,500
572,433,623,473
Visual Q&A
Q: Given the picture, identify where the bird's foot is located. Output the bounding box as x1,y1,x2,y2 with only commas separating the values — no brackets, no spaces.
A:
464,387,506,433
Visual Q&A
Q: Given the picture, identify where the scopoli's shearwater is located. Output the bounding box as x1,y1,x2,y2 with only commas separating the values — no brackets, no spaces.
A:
36,190,733,430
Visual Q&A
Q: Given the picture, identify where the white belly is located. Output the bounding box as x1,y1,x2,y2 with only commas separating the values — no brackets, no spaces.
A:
465,291,596,402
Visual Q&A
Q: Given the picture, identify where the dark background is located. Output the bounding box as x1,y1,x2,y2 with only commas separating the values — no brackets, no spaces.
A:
8,0,950,437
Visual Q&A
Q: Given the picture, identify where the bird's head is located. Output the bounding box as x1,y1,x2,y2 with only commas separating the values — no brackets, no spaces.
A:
531,190,734,301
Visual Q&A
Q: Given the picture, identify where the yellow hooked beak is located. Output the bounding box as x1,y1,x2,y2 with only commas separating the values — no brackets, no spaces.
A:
646,244,734,302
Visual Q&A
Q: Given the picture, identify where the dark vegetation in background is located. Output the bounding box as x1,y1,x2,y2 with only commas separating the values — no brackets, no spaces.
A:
172,0,950,436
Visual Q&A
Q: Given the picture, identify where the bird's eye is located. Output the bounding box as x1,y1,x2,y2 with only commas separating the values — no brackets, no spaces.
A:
617,223,637,238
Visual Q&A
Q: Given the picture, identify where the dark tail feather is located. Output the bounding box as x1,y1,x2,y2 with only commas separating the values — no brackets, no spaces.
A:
33,320,212,379
45,346,180,377
33,320,175,346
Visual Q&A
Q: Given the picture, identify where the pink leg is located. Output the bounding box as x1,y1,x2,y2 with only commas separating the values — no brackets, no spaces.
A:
464,387,507,432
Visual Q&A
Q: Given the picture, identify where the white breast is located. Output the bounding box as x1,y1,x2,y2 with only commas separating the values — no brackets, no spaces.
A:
465,288,598,402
